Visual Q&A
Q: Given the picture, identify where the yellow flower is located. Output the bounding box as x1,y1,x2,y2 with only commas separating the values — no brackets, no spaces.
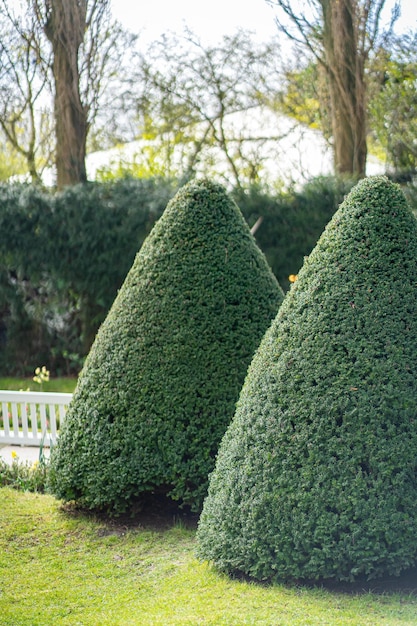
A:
11,450,18,459
288,274,298,283
33,365,50,385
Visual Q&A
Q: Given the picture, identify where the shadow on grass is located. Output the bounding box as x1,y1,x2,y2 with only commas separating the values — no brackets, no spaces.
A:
60,492,199,533
230,565,417,597
225,554,417,596
315,566,417,596
58,494,417,597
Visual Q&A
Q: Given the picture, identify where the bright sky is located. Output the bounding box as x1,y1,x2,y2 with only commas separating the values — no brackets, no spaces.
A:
111,0,416,45
110,0,277,43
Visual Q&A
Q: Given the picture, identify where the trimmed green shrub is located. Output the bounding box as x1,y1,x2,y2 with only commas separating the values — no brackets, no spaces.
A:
48,179,283,513
197,176,417,583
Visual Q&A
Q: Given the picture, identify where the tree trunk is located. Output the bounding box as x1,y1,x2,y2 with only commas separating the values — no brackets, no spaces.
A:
321,0,367,177
44,0,88,188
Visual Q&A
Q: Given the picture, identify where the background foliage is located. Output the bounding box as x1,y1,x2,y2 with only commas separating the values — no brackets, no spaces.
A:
0,177,175,374
1,174,414,376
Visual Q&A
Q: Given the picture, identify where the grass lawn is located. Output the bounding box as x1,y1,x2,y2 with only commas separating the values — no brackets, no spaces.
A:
1,489,417,625
0,377,77,393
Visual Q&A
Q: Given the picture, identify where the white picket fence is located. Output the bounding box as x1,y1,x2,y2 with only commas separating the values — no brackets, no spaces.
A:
0,390,73,446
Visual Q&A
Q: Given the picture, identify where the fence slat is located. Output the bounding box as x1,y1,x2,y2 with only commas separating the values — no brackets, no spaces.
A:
30,403,37,439
1,401,10,437
39,404,47,439
11,403,20,438
21,402,29,439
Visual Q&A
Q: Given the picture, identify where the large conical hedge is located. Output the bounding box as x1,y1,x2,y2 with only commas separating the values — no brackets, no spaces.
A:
48,179,283,513
197,176,417,583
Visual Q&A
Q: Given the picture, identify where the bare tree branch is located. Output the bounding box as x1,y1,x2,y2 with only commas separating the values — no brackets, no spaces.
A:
131,30,283,187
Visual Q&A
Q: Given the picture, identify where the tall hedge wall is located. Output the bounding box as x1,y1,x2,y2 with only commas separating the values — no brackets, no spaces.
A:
0,178,175,374
48,179,283,513
1,174,412,376
197,176,417,583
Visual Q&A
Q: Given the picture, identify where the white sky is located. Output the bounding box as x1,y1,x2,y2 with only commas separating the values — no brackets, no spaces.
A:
110,0,416,45
110,0,277,44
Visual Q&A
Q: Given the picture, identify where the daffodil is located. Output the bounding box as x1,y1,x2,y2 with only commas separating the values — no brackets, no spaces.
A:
33,365,50,385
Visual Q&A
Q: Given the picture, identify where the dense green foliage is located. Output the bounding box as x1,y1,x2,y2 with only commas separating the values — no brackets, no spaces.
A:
48,179,283,513
0,178,176,374
235,176,355,289
2,175,414,376
197,176,417,583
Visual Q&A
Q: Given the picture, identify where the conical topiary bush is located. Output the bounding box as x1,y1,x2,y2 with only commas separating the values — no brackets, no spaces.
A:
197,176,417,583
48,179,283,513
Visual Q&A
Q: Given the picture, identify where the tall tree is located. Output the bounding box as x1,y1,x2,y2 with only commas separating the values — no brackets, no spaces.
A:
38,0,88,187
32,0,131,188
267,0,398,177
0,0,131,187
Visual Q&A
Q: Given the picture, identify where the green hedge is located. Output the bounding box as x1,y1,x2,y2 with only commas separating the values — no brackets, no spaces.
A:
0,184,56,372
1,175,413,376
197,176,417,583
0,178,175,374
48,179,283,513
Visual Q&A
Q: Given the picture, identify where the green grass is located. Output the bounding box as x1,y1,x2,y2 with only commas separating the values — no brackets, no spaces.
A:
1,489,416,625
0,377,77,393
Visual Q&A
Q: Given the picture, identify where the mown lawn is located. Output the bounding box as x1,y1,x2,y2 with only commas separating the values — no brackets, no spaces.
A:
1,488,417,625
0,377,77,393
